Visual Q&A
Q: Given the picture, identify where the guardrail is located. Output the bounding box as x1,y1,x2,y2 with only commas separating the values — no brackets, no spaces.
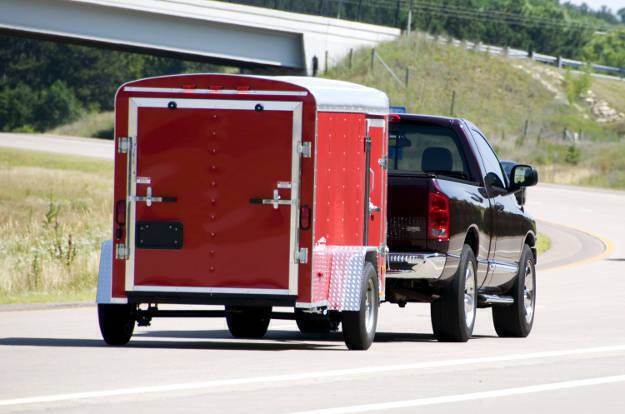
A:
423,34,625,82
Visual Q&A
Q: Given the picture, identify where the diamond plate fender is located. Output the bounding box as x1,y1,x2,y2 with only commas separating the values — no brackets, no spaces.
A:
96,240,127,304
328,246,368,311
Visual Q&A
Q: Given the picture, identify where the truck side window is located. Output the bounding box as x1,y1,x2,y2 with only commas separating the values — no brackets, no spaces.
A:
471,129,506,189
389,123,470,181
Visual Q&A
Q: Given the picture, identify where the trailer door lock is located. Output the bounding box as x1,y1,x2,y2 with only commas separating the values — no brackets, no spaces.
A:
249,188,294,209
131,186,177,207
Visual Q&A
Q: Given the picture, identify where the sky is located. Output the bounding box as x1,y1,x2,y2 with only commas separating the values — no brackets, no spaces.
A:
564,0,624,13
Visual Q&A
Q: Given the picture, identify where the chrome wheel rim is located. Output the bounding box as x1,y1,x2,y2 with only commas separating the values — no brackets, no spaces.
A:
523,262,535,324
364,277,376,333
464,265,476,328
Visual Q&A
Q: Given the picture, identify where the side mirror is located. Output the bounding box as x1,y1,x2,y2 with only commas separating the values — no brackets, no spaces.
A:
510,165,538,190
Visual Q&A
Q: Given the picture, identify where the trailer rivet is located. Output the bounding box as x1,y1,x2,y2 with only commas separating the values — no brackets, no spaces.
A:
209,250,215,255
211,198,217,205
210,232,216,237
211,181,217,187
211,165,217,171
210,215,216,220
209,266,215,271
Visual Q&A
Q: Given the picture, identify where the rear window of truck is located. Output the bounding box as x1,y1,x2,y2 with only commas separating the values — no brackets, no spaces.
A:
389,123,470,180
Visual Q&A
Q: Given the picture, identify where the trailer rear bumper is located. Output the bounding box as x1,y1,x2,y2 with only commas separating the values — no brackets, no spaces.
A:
126,291,297,307
386,252,447,280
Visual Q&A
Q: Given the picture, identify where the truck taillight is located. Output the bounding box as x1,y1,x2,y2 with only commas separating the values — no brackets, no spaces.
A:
428,192,450,241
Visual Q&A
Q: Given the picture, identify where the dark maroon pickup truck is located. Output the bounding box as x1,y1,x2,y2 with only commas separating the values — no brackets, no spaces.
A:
385,113,538,342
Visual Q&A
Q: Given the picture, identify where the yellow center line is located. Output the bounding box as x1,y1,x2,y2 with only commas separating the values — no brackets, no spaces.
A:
537,218,614,273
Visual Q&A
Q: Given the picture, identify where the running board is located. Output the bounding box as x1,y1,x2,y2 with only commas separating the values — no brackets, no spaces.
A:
478,294,514,307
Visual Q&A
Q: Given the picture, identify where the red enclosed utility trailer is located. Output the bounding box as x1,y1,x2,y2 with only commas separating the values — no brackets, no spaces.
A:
96,74,389,350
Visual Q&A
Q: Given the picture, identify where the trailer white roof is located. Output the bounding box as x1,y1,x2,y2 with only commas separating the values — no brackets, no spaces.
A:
276,76,389,116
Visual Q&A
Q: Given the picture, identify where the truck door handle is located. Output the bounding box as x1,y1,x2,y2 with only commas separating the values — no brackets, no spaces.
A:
495,203,505,212
131,186,177,207
250,189,294,210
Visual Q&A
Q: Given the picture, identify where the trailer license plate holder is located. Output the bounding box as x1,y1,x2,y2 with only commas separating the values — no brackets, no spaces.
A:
136,221,183,249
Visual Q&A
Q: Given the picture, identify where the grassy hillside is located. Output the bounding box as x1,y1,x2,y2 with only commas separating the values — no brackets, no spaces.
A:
0,149,113,303
325,33,625,189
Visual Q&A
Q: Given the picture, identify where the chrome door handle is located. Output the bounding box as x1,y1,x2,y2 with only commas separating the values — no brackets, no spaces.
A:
250,189,294,210
131,186,177,207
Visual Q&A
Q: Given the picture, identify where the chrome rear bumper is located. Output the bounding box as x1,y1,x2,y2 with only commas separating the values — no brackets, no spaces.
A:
386,252,446,279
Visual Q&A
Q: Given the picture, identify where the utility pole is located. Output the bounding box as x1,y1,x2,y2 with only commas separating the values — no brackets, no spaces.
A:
407,0,413,35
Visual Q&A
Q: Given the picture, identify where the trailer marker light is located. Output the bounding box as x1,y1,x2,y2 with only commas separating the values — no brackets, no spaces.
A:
389,114,401,123
209,85,223,93
236,86,251,94
182,84,196,93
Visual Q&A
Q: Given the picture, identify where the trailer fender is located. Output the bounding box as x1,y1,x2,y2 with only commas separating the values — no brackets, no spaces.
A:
328,246,370,311
96,240,125,304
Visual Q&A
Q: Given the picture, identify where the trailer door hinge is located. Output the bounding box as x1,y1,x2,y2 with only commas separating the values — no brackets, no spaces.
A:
115,243,129,260
117,137,130,154
298,141,311,158
378,156,388,169
296,248,309,264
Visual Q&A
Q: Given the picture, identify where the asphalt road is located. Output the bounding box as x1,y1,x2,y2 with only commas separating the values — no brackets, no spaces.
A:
0,136,624,413
0,133,113,160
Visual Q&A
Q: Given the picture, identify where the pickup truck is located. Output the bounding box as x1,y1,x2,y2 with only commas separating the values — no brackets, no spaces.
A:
385,113,538,342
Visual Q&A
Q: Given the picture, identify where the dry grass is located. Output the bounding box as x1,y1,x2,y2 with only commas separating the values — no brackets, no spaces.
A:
49,111,114,139
0,148,113,303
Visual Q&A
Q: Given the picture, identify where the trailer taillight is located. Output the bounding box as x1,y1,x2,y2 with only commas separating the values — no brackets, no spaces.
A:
428,192,449,241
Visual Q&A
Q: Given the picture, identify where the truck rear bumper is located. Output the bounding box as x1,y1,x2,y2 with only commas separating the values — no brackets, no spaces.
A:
386,252,447,279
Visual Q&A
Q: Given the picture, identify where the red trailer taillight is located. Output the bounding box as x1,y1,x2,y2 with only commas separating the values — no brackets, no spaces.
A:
428,192,450,241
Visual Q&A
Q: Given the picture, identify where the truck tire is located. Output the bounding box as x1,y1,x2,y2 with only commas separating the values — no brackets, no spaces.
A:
493,244,536,337
225,306,271,339
98,303,136,345
295,310,338,334
342,262,379,350
431,244,476,342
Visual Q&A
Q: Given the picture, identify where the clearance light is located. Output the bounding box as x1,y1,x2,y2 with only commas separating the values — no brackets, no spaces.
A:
209,85,223,93
236,86,251,94
428,192,450,241
389,114,401,123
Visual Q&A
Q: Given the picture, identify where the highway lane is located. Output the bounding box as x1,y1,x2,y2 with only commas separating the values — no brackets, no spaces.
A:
0,133,113,160
1,183,624,413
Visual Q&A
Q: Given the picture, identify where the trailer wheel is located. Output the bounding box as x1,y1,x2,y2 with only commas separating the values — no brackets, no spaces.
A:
342,262,379,350
98,303,136,345
492,244,536,337
225,306,271,339
295,310,339,334
430,244,476,342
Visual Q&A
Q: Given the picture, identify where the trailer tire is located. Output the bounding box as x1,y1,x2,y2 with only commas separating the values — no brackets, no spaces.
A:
342,262,379,350
430,244,476,342
225,306,271,339
295,310,338,334
98,303,136,345
493,244,536,337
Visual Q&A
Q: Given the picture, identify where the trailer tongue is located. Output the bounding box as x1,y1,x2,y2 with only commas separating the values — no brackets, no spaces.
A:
97,74,389,350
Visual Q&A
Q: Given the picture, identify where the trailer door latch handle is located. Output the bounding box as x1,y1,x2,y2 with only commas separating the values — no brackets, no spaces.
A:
131,186,177,207
249,189,294,209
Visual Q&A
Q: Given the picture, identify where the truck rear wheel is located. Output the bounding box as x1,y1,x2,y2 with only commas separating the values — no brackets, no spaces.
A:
225,306,271,339
431,244,476,342
493,244,536,337
342,262,379,350
98,303,136,345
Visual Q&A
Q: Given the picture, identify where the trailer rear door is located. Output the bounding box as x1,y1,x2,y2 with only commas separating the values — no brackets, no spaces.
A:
124,98,303,298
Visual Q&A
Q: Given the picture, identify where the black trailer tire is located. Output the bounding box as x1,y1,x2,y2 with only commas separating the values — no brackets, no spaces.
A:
342,262,379,350
225,306,272,339
295,310,338,334
431,244,477,342
98,303,136,345
493,244,536,337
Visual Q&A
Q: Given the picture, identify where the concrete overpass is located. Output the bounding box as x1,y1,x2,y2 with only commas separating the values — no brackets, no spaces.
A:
0,0,400,75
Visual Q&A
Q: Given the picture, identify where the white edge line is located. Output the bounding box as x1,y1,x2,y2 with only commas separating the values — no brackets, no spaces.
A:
1,345,625,407
287,375,625,414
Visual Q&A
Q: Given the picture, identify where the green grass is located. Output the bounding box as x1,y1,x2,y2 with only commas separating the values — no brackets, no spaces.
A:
536,233,551,256
49,111,114,139
325,33,625,190
0,148,113,304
